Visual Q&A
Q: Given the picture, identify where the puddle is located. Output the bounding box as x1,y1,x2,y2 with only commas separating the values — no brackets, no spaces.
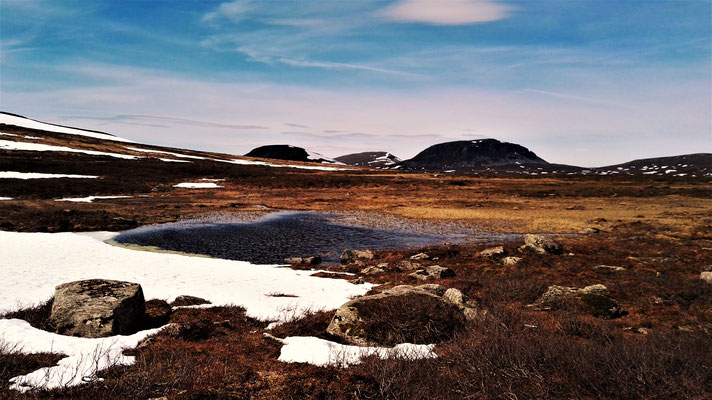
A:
114,212,514,264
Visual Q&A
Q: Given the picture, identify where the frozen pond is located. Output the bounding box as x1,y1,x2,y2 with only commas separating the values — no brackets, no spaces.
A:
114,212,500,264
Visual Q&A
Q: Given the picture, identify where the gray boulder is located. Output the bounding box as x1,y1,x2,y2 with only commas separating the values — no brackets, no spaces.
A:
326,284,471,346
520,234,563,255
49,279,145,338
478,246,506,259
502,256,522,266
340,249,374,264
531,284,626,319
700,271,712,284
408,265,456,281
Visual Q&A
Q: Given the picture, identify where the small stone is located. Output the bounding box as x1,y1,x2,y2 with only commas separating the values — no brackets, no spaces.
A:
425,265,456,279
171,295,211,307
410,252,431,260
520,234,563,255
579,227,602,234
284,256,322,266
397,260,422,271
594,265,626,272
361,265,387,275
502,256,522,265
700,271,712,284
340,249,374,264
478,246,506,258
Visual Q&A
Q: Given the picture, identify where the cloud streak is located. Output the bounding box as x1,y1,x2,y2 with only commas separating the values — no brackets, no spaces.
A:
378,0,514,25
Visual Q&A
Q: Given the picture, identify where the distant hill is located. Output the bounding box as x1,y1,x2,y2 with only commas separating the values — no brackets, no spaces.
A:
591,153,712,177
398,139,547,171
245,145,342,164
335,152,401,167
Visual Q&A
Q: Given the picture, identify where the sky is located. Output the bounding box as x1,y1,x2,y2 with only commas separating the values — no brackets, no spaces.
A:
0,0,710,167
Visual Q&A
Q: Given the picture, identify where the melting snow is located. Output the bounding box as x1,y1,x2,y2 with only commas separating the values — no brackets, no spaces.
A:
0,113,134,143
55,196,132,203
226,158,349,171
0,171,98,179
0,132,40,140
277,336,436,367
0,139,139,160
0,231,374,390
173,182,223,188
124,147,207,160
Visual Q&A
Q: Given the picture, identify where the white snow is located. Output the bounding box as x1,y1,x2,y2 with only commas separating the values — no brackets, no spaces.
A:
277,336,436,367
304,149,344,165
0,197,12,200
55,196,132,203
159,158,190,163
0,171,98,179
124,147,207,160
0,139,139,160
226,158,349,171
0,231,374,390
2,319,161,391
0,113,134,143
173,182,223,188
0,132,40,140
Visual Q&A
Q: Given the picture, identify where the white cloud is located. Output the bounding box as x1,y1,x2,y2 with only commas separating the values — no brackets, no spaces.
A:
203,0,253,23
379,0,514,25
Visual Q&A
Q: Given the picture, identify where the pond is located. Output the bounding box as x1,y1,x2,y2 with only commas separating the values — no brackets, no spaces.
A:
113,212,511,264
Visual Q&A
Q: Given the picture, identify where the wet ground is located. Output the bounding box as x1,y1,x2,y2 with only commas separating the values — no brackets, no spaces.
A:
114,212,514,264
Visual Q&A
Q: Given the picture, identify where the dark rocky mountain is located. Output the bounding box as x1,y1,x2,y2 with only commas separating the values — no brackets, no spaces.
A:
591,153,712,177
397,139,548,171
245,145,341,164
335,151,401,167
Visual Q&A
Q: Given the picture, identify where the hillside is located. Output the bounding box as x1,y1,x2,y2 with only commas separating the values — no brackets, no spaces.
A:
398,139,548,171
592,153,712,177
335,151,401,167
245,145,342,164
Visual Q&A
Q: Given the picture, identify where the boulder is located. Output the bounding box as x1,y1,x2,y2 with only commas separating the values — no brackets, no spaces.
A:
478,246,506,259
340,249,374,264
284,256,322,266
579,227,602,234
408,265,455,281
326,285,468,346
442,288,483,320
397,260,422,271
49,279,145,338
361,265,387,275
520,234,563,255
532,284,625,319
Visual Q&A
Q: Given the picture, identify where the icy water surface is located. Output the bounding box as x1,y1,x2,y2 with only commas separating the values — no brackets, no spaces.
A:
114,212,497,264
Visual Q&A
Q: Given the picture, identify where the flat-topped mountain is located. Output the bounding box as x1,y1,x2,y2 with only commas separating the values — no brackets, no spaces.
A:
245,145,342,164
335,151,401,167
398,139,547,171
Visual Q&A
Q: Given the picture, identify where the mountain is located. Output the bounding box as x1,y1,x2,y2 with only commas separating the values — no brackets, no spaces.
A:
245,145,342,164
0,112,131,142
398,139,548,171
591,153,712,177
335,151,401,167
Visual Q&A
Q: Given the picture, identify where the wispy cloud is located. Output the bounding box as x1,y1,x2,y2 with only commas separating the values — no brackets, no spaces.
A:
378,0,514,25
202,0,253,23
521,89,638,110
284,122,310,129
64,114,268,130
277,57,421,78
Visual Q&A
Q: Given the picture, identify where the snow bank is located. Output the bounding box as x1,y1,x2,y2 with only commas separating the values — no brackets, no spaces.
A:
0,231,373,390
0,139,138,160
0,171,98,179
277,336,436,367
55,196,132,203
227,158,349,171
0,197,12,200
173,182,223,188
2,319,161,391
0,113,134,143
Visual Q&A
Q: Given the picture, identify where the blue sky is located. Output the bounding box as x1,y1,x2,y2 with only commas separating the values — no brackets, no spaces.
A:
1,0,710,166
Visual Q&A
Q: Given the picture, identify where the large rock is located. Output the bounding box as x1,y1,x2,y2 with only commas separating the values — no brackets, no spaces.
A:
340,249,374,264
520,234,563,255
326,285,470,346
531,284,626,319
49,279,145,338
478,246,506,259
408,265,456,281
